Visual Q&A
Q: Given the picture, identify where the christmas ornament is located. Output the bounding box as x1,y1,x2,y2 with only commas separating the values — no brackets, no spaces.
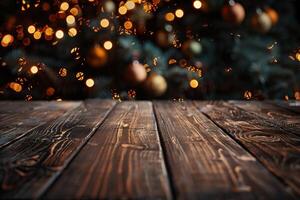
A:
265,7,279,25
251,11,272,33
143,73,167,97
86,45,108,68
221,1,245,25
124,61,147,85
103,0,115,13
182,40,202,56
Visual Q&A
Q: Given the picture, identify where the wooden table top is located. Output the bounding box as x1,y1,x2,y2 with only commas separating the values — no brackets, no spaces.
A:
0,100,299,199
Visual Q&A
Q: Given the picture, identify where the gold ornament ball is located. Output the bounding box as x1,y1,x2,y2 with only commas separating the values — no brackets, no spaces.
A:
125,61,147,85
87,45,108,68
222,2,245,25
251,12,272,33
265,8,279,25
144,73,167,97
104,0,115,12
182,40,202,56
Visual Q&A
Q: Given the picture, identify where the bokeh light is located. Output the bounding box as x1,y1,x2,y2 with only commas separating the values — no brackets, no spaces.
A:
193,0,202,9
100,18,110,28
55,30,64,39
189,79,199,88
103,41,113,50
30,65,39,74
86,78,95,87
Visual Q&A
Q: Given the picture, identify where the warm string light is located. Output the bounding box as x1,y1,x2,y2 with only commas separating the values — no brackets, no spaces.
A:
30,65,39,74
175,9,184,18
124,20,133,29
45,27,54,36
244,91,252,99
33,31,42,40
193,0,202,9
1,34,14,47
66,15,76,25
103,41,113,50
60,2,69,11
189,79,199,88
100,18,110,28
70,7,79,16
9,82,22,92
296,52,300,62
68,28,77,37
28,25,36,34
165,12,175,22
125,1,135,10
86,78,95,87
55,30,64,39
76,72,84,81
118,6,127,15
59,68,68,77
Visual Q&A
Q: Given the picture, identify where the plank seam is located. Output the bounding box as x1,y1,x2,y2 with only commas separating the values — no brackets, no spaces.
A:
152,101,176,200
38,101,118,198
0,124,44,150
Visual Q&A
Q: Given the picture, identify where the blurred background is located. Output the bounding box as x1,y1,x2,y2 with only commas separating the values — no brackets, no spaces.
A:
0,0,299,100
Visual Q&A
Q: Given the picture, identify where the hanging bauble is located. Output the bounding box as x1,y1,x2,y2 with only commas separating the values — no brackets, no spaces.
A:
103,0,115,13
221,1,245,25
251,11,272,33
182,40,202,56
86,45,108,68
265,7,279,25
143,73,167,97
124,61,147,85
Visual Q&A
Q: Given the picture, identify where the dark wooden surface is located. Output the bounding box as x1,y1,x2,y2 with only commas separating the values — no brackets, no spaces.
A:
0,100,299,199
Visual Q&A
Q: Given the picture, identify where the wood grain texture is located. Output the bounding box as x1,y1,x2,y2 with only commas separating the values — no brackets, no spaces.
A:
45,101,172,200
154,101,293,200
230,101,300,136
0,100,115,199
271,101,300,114
0,101,79,149
196,101,300,197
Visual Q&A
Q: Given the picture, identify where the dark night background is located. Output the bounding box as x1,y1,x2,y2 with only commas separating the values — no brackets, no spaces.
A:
0,0,299,100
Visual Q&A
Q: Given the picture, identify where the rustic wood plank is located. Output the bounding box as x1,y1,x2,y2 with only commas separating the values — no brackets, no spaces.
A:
271,101,300,114
0,100,116,199
0,101,79,149
230,101,300,137
196,101,300,197
0,101,46,113
154,101,293,199
45,101,172,200
0,101,45,125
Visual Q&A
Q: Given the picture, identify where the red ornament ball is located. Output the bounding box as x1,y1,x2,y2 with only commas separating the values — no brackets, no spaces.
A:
265,7,279,25
222,2,245,25
87,45,108,68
